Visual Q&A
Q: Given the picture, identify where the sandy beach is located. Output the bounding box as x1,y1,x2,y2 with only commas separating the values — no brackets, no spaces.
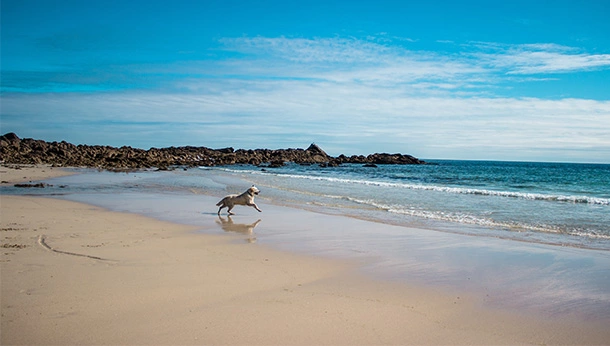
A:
0,164,77,186
2,165,610,345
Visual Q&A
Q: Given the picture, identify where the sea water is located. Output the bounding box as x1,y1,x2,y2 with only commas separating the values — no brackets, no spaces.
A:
212,160,610,250
3,160,609,250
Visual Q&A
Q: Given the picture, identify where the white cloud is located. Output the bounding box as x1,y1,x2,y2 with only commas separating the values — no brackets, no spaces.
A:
2,36,610,162
216,37,486,89
3,88,609,161
219,36,393,64
472,42,610,74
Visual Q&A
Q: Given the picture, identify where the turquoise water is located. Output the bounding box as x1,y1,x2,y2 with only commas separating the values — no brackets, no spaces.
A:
212,160,610,250
4,160,609,250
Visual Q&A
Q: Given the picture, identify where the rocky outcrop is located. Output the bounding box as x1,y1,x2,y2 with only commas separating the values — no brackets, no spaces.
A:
0,133,424,170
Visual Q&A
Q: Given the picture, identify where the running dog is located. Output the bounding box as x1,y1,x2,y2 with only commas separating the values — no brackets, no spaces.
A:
216,185,262,215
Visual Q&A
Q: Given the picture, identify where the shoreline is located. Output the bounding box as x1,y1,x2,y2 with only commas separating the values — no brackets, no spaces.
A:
2,166,610,344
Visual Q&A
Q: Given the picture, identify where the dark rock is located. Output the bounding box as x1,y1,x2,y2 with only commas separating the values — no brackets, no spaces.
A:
268,160,285,168
0,132,20,143
367,153,424,165
217,147,234,154
14,183,49,188
0,133,424,169
306,143,328,156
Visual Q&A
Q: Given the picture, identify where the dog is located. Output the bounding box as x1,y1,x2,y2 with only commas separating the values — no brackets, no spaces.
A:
216,185,262,215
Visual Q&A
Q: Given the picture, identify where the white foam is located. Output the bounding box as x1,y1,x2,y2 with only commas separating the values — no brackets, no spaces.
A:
209,167,610,205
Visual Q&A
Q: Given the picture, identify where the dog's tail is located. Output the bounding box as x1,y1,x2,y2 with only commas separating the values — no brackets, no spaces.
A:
215,198,224,206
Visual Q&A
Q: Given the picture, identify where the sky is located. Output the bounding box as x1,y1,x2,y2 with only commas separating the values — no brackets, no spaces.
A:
1,0,610,163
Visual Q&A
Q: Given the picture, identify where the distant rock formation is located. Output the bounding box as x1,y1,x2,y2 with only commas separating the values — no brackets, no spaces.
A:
0,133,425,170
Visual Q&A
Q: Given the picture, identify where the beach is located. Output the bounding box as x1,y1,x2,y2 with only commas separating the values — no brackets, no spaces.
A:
2,165,610,345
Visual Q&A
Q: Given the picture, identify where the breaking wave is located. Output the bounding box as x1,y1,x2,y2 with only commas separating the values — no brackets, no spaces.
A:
212,167,610,205
336,196,610,241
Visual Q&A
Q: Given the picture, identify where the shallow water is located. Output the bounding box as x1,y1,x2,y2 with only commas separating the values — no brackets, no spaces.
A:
211,161,610,250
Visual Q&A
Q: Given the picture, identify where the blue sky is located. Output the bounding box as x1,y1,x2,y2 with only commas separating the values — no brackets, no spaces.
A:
1,0,609,162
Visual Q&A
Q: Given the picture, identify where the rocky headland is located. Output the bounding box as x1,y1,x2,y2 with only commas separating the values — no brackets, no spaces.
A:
0,133,424,170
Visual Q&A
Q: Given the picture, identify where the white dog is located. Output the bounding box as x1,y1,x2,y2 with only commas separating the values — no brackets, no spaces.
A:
216,185,262,215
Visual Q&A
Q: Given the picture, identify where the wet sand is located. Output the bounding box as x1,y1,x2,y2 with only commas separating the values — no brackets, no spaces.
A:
2,166,610,345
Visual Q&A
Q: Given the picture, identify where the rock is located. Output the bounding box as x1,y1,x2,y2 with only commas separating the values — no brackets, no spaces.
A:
367,153,424,165
14,183,49,188
0,132,20,143
0,133,424,169
306,143,328,156
311,155,327,163
268,160,285,168
216,147,234,154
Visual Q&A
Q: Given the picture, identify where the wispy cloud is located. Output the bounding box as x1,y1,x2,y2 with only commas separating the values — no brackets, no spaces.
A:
471,42,610,74
207,37,610,97
217,37,484,86
220,36,392,64
5,36,609,96
2,35,610,162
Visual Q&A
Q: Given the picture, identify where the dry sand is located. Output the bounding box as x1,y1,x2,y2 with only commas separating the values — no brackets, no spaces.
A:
1,166,609,345
0,164,76,186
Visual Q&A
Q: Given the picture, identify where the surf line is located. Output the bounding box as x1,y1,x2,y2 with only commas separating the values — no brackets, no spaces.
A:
37,235,114,262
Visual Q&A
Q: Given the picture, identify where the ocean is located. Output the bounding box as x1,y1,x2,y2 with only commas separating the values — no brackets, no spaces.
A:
4,160,609,250
212,160,610,251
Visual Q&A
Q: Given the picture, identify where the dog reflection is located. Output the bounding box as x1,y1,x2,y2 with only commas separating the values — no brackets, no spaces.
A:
216,215,261,243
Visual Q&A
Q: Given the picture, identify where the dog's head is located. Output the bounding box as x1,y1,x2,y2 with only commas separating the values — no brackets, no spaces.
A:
248,185,260,195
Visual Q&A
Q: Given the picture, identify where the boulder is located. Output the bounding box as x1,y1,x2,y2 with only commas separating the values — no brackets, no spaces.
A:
306,143,328,157
0,132,20,143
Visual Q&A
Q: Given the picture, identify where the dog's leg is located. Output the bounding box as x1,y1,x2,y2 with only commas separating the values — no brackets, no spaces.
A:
227,206,235,215
248,203,262,212
217,205,225,215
